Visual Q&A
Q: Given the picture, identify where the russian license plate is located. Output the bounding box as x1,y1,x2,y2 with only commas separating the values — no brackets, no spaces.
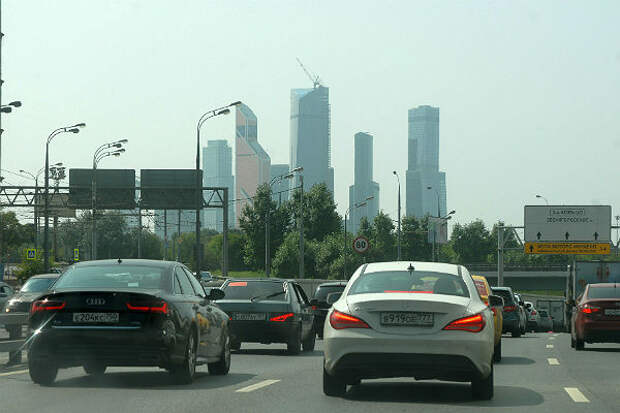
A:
73,312,119,323
233,312,266,321
380,312,434,326
604,309,620,316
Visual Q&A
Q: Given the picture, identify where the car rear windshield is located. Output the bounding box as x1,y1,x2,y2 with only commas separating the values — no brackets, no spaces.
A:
20,277,57,293
348,271,469,297
539,310,549,316
314,285,345,301
222,281,288,301
54,265,168,290
473,278,489,298
587,286,620,299
491,289,515,304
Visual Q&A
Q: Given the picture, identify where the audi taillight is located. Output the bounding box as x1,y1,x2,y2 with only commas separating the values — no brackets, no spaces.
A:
126,301,168,314
503,305,516,312
31,299,66,314
270,313,294,322
443,313,486,333
329,310,369,329
580,304,601,315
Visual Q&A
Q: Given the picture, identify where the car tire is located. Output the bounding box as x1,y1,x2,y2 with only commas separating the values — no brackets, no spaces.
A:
471,365,494,400
511,327,521,338
171,329,197,384
29,357,58,386
493,340,502,363
83,362,107,376
302,329,316,352
208,333,231,376
287,325,302,355
231,340,241,351
575,337,585,351
323,367,346,397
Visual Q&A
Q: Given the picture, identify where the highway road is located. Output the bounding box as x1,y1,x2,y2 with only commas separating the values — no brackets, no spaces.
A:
0,332,618,413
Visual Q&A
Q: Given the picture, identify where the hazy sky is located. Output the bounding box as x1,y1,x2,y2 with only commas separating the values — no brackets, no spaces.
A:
2,1,619,232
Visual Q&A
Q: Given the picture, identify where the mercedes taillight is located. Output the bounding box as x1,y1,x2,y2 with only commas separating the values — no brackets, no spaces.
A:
443,314,486,333
329,310,370,329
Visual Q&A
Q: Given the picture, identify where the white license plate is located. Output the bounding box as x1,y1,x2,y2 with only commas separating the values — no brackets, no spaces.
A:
604,309,620,316
380,312,434,326
233,312,266,321
73,312,119,323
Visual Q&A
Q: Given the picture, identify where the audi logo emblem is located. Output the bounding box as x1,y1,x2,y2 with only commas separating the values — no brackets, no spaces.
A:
86,298,106,305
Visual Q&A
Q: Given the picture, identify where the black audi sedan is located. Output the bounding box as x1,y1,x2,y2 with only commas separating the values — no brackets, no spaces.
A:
217,279,315,354
309,282,347,338
27,259,231,386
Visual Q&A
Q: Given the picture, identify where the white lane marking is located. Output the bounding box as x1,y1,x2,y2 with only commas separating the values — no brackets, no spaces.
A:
236,379,281,393
546,344,554,348
565,387,590,403
553,333,560,337
548,358,560,365
0,369,29,377
549,336,556,340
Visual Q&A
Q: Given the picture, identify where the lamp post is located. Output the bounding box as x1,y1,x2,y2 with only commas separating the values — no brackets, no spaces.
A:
44,123,85,271
91,140,127,260
195,101,241,273
393,171,402,260
0,101,21,184
344,195,374,279
284,167,305,277
535,194,549,205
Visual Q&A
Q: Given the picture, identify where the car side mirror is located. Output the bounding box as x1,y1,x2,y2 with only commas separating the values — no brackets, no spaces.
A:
309,298,319,307
208,288,225,301
488,295,504,307
326,292,342,305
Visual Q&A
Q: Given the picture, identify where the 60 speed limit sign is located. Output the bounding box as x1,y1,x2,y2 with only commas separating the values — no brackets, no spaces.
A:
352,236,370,254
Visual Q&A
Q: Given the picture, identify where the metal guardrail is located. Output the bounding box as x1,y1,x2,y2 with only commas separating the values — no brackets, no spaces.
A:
0,312,29,364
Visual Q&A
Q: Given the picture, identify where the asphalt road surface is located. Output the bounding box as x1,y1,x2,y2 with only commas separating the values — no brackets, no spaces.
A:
0,332,618,413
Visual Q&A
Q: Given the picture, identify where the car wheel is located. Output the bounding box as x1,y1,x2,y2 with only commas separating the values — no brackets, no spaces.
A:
323,367,346,397
83,362,107,376
171,329,197,384
575,337,585,351
29,356,58,386
511,326,521,338
493,340,501,363
231,340,241,351
471,364,494,400
208,333,231,375
287,325,302,355
302,329,316,352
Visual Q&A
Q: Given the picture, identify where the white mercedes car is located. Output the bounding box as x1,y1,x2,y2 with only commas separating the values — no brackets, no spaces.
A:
323,261,498,399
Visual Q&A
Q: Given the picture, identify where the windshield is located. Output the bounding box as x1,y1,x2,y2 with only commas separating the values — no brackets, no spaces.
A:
20,278,56,293
222,281,288,302
349,271,469,297
587,286,620,299
314,285,346,301
54,266,168,290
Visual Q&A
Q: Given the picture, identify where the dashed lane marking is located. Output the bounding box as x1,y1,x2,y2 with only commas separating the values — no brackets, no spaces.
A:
548,358,560,365
236,379,281,393
0,369,28,377
546,344,554,348
549,337,556,340
564,387,590,403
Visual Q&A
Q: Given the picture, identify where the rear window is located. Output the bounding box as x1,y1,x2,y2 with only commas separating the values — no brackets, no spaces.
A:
473,279,489,298
349,271,469,297
539,310,549,317
222,281,288,302
587,286,620,299
314,285,345,301
54,265,167,290
21,277,57,292
491,289,515,304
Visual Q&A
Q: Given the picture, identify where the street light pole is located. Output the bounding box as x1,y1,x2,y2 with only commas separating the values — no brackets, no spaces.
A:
195,101,241,273
535,194,549,205
343,196,373,279
265,170,298,276
393,171,402,260
44,123,85,271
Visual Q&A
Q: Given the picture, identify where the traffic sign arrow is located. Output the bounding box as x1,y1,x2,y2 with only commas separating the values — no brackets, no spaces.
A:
529,244,534,253
537,232,542,240
565,232,570,240
594,232,599,240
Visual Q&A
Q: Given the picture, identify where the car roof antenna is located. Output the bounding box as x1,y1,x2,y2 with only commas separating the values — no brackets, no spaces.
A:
117,258,122,264
407,263,415,275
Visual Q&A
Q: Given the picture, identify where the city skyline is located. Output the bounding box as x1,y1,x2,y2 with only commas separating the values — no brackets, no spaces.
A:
203,139,235,231
348,132,379,234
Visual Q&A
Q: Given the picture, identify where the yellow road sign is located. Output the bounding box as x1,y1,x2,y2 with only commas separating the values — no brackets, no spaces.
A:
524,242,611,255
25,248,37,260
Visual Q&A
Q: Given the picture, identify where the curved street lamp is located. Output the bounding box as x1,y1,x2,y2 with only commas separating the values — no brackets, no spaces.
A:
535,194,549,205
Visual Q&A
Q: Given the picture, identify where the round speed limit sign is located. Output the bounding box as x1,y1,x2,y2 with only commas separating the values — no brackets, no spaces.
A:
352,236,370,254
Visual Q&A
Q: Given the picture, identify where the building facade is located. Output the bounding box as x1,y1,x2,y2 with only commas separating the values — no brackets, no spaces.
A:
406,105,447,218
236,104,271,226
203,140,235,231
348,132,380,234
289,86,334,195
270,164,290,204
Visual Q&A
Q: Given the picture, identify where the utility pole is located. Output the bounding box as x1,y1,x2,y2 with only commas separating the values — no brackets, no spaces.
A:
137,207,142,258
497,223,504,287
163,210,168,260
222,187,229,278
299,174,304,278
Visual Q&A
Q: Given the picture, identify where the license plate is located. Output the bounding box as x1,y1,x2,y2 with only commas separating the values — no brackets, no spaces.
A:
380,312,434,326
604,309,620,316
73,312,119,323
232,312,265,321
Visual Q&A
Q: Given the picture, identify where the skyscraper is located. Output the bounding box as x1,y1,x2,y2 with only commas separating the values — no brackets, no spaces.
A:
348,132,380,234
203,140,234,231
406,105,447,218
289,86,334,194
270,164,290,204
236,104,271,226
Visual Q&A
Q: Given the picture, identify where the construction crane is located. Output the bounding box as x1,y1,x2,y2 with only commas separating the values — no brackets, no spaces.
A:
296,57,321,89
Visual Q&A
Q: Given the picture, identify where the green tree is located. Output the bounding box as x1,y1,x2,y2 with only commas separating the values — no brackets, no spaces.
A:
204,230,247,271
400,215,433,261
272,231,318,278
451,219,494,263
370,211,395,261
289,183,341,243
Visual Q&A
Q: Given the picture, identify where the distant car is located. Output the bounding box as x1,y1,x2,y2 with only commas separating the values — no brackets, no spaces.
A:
538,310,553,332
472,275,504,362
323,262,497,400
27,259,231,386
218,279,316,354
0,281,15,311
491,287,526,337
524,301,541,332
310,282,347,338
513,293,528,335
199,271,213,282
4,274,59,314
571,283,620,350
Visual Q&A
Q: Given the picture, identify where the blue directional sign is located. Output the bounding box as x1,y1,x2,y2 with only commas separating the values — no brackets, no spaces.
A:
73,248,80,261
26,248,36,260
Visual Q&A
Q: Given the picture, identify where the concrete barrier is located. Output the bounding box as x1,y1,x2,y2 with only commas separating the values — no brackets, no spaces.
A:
0,313,29,364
